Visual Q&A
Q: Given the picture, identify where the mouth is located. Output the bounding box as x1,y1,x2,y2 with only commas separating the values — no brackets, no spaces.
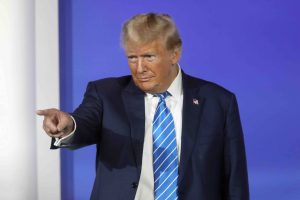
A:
137,76,153,82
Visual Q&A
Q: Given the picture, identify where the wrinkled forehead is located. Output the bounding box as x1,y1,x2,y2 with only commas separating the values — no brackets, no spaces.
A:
124,39,167,53
123,34,167,50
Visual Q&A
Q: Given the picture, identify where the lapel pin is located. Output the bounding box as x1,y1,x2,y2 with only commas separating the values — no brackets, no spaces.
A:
193,98,199,105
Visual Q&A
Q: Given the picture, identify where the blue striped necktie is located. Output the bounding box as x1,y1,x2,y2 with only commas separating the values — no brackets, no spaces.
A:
152,92,179,200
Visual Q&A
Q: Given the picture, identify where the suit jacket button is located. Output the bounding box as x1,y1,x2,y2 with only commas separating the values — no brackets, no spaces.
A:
132,182,138,189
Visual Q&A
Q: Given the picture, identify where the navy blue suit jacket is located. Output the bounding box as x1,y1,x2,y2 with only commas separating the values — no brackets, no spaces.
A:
53,72,249,200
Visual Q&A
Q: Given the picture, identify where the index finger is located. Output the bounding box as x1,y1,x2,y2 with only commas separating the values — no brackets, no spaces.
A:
36,109,51,116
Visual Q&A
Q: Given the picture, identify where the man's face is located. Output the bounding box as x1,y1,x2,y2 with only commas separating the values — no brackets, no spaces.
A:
125,40,181,94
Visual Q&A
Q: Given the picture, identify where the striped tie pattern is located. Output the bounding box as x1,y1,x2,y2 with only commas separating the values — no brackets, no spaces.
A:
153,92,178,200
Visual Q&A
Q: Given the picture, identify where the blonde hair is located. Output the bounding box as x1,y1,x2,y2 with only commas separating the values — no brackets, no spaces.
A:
122,13,182,51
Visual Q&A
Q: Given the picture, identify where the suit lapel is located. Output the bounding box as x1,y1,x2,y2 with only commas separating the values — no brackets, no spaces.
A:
121,79,145,178
178,73,205,186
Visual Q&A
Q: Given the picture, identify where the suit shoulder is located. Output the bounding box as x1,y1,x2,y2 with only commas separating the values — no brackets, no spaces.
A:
88,75,132,92
185,74,234,98
185,74,236,112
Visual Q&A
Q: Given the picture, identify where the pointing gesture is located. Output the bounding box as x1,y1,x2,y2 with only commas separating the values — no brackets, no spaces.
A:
36,108,74,138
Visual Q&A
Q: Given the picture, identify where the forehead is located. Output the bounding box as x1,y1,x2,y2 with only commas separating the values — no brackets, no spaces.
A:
125,40,167,54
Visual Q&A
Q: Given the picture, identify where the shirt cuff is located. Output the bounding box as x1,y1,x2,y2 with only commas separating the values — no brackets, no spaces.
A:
53,115,77,147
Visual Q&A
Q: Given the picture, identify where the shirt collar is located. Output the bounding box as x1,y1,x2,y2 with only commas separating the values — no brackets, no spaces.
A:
167,65,182,100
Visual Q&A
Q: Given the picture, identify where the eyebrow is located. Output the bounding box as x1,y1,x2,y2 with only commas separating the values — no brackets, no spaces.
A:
127,52,156,57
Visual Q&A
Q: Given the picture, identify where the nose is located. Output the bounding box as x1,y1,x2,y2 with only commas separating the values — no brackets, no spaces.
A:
136,57,146,73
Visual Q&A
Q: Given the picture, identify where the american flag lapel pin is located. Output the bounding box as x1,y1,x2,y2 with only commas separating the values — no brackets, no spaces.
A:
193,98,199,105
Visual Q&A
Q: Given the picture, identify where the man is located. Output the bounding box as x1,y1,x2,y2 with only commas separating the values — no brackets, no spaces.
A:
37,13,249,200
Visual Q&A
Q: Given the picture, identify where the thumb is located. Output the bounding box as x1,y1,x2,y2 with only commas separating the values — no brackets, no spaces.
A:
57,114,73,132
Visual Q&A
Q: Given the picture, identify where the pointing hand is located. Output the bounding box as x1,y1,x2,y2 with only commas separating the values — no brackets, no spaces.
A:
36,108,74,138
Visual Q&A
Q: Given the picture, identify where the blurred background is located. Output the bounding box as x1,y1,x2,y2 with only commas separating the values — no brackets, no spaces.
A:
1,0,299,199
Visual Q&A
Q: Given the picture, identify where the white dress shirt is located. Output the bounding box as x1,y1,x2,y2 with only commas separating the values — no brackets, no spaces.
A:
134,69,183,200
55,68,183,200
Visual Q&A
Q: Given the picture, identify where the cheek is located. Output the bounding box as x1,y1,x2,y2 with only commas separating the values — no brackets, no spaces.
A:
150,61,166,74
155,63,171,76
128,63,136,74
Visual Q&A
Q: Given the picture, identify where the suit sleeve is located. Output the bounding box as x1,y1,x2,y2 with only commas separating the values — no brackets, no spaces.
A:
224,94,249,200
51,82,103,149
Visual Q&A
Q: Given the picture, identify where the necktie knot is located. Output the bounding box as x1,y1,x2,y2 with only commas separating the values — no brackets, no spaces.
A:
155,91,170,101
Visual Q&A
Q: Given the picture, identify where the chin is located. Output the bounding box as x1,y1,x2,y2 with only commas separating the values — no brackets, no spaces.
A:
137,83,158,94
139,86,154,93
133,78,162,93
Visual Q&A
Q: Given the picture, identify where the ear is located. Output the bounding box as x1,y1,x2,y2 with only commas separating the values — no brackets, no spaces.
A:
170,47,181,65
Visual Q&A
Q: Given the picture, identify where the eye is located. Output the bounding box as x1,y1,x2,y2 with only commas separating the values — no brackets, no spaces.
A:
144,54,156,62
127,56,138,63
